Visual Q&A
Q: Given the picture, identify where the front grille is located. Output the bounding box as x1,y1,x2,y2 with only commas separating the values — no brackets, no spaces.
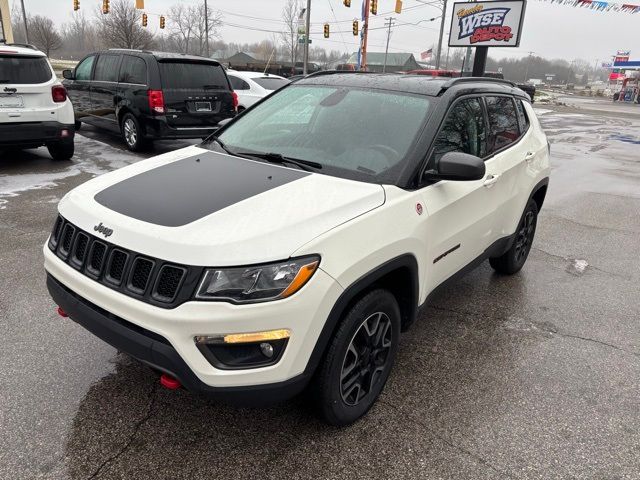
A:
129,258,154,294
70,232,90,268
154,266,186,302
48,216,201,308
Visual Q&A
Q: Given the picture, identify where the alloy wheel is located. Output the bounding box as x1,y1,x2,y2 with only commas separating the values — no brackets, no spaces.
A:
123,118,137,147
340,312,393,406
515,210,536,262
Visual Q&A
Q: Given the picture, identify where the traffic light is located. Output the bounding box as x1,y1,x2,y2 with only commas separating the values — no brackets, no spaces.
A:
73,0,79,11
102,0,109,14
352,20,359,36
343,0,351,6
371,0,378,15
142,13,148,27
159,15,166,29
323,23,330,38
395,0,403,14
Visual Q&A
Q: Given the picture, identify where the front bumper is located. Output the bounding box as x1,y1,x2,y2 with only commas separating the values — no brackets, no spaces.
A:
47,274,308,405
44,246,343,400
0,121,74,147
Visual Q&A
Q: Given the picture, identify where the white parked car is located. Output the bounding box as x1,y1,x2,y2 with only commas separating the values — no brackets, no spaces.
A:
0,42,75,160
226,71,290,111
45,74,550,425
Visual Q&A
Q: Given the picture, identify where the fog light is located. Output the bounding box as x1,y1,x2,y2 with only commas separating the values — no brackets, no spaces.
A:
260,342,274,358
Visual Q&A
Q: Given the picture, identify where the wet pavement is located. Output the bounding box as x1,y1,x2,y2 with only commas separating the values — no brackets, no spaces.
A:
1,99,639,479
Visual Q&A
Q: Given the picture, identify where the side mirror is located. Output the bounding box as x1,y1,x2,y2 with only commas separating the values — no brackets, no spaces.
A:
424,152,485,181
62,69,74,80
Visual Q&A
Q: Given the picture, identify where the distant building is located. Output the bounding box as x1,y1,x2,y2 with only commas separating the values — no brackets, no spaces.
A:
345,52,421,73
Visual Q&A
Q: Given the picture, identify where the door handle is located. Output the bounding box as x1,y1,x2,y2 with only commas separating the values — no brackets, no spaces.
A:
525,151,535,162
483,174,500,188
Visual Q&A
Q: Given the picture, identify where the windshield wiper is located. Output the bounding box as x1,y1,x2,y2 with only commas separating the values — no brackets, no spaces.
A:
209,137,237,156
234,152,322,172
0,80,11,84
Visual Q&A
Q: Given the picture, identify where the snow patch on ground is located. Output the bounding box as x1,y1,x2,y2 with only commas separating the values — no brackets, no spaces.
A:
0,135,139,206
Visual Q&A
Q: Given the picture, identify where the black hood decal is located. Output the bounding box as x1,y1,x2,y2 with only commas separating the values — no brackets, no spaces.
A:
94,151,309,227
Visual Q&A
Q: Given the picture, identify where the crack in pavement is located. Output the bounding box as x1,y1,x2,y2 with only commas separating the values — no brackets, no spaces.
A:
86,382,159,480
546,213,640,235
532,247,631,279
378,399,516,479
425,305,640,359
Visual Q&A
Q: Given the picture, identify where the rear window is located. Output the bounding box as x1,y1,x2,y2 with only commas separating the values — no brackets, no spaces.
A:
253,77,290,91
0,55,51,84
159,61,229,90
119,55,148,85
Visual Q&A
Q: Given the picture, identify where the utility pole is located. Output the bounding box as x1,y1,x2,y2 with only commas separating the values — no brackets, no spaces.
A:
382,17,395,73
435,0,447,69
20,0,28,43
204,0,210,58
523,51,534,83
303,0,311,75
360,0,371,70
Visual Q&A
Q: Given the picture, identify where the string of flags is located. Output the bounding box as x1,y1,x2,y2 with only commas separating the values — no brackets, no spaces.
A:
538,0,640,14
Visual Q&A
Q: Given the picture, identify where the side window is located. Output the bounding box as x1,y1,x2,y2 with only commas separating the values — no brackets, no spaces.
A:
515,99,530,133
119,56,148,85
75,55,95,81
485,96,520,153
432,97,487,161
229,76,250,90
93,55,121,83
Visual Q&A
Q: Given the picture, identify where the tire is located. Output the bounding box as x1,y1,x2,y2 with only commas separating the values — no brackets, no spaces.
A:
74,120,82,131
313,289,401,426
47,139,74,161
490,199,538,275
120,113,149,152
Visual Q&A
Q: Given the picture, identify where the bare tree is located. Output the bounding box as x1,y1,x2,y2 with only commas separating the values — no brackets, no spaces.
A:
168,2,221,57
10,1,26,43
28,16,62,56
60,12,99,59
94,0,154,50
281,0,302,74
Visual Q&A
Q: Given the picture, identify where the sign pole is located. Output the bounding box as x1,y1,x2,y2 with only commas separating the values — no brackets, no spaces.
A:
303,0,311,75
435,0,448,69
471,46,487,76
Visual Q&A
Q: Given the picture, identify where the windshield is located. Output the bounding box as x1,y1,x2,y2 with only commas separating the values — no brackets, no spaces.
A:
253,77,290,91
0,55,52,84
213,85,430,183
159,61,228,89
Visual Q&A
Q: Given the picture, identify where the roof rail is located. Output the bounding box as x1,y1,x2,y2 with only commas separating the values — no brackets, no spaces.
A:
2,42,38,50
442,77,517,89
305,69,378,78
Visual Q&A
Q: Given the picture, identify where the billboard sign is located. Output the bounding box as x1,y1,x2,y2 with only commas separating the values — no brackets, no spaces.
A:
449,0,526,47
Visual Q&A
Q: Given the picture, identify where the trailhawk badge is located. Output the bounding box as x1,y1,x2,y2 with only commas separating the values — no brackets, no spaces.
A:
94,222,114,238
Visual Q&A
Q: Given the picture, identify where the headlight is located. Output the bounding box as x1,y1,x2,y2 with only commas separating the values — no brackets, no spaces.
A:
195,256,320,303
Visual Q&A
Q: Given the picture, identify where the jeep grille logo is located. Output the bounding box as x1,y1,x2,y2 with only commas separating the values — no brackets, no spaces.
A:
94,222,114,238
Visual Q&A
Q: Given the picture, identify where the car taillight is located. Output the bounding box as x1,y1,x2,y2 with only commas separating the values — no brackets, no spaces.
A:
148,89,165,114
52,85,67,103
232,91,238,111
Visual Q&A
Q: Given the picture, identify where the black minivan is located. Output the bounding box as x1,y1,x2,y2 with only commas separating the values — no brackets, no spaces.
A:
63,49,237,151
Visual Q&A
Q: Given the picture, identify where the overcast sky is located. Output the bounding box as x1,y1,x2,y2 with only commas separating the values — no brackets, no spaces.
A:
14,0,639,63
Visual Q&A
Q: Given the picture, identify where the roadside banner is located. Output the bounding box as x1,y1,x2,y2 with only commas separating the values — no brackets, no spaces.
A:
449,0,526,48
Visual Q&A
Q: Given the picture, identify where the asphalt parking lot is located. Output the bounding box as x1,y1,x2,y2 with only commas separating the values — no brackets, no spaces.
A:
1,99,639,479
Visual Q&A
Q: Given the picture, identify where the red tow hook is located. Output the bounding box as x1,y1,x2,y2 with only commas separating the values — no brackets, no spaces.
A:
160,374,181,390
57,307,68,318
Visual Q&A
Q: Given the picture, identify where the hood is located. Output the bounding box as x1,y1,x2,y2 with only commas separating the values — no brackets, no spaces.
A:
59,146,385,266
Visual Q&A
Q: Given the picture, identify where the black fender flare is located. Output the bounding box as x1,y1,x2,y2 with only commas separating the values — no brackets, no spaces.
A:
302,254,419,379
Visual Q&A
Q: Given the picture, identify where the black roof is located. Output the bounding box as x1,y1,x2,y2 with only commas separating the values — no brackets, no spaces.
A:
106,49,220,64
297,72,527,99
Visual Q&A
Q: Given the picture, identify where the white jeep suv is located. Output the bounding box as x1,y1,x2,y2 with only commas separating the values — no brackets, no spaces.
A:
0,42,75,159
45,74,550,425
